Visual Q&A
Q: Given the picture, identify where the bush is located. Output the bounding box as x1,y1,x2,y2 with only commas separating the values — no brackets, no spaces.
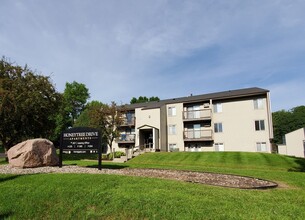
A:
115,151,126,158
108,151,126,159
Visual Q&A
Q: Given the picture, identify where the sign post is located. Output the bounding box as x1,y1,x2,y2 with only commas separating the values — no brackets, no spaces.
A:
60,127,102,170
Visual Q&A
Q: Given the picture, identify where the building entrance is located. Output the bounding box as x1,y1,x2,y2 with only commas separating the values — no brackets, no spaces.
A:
139,129,153,150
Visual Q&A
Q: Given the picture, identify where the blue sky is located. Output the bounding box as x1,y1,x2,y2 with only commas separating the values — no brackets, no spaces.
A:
1,0,305,111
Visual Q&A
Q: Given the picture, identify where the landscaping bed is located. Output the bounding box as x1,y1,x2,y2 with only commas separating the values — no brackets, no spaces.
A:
0,165,277,189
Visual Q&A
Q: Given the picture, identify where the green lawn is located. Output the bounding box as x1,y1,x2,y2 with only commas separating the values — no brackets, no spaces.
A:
1,152,305,219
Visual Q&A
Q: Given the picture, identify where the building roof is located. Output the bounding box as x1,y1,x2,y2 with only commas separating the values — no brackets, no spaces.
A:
124,87,269,110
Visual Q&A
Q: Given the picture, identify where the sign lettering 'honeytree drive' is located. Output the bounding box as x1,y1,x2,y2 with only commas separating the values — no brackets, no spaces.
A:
60,127,102,170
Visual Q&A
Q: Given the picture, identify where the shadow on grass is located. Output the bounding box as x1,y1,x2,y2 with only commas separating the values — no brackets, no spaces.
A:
288,156,305,172
0,211,13,219
0,175,21,183
86,164,128,169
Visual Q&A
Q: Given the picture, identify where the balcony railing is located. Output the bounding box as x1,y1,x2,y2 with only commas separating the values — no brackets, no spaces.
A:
117,134,136,143
183,129,213,141
183,109,212,121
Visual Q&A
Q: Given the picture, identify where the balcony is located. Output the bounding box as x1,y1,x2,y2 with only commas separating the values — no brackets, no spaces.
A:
183,129,213,141
183,109,212,122
117,134,136,144
121,116,135,126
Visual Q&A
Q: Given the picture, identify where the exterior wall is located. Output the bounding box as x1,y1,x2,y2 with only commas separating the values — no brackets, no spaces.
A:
284,128,305,158
160,105,168,151
278,144,287,155
183,102,213,152
112,112,136,153
166,103,184,152
112,89,273,154
112,140,119,152
213,96,271,152
135,107,161,149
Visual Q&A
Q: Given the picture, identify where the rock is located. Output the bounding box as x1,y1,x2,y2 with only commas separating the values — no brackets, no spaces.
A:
7,138,59,168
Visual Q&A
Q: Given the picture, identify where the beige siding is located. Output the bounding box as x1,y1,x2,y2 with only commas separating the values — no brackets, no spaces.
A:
112,89,273,154
166,103,184,152
135,108,161,148
213,97,271,152
285,128,305,158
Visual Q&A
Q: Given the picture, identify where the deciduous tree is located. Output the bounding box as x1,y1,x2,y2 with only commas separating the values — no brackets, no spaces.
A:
272,106,305,144
74,101,104,127
63,81,90,125
0,58,61,152
78,101,124,156
52,81,90,144
130,96,160,104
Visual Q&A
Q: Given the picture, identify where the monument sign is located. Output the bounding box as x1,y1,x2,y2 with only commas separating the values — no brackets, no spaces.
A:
59,127,102,170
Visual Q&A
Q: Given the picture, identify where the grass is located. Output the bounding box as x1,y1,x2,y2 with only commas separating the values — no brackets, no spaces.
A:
1,152,305,219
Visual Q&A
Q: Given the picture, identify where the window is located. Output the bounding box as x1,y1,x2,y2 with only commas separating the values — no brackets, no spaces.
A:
255,120,265,131
213,103,222,113
187,105,200,118
193,124,201,138
254,99,264,109
187,143,202,152
168,125,176,135
126,112,135,124
169,143,179,152
168,106,176,116
214,123,223,133
256,142,267,152
215,143,224,151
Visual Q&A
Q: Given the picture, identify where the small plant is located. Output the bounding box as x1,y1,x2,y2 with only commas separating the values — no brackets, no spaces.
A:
114,151,126,158
107,151,126,160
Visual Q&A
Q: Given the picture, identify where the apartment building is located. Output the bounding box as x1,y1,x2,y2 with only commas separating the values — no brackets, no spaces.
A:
278,128,305,158
113,87,273,153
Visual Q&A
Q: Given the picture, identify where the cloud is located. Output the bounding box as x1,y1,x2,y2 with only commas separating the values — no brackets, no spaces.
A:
0,0,305,109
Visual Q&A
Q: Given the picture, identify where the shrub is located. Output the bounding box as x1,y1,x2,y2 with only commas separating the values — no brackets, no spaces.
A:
108,151,126,159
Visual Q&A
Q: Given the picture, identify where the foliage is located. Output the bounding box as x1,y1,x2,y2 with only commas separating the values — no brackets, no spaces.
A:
52,81,90,144
63,81,90,126
74,101,104,127
1,152,305,219
108,151,126,159
130,96,160,104
272,105,305,144
76,101,124,155
0,58,61,151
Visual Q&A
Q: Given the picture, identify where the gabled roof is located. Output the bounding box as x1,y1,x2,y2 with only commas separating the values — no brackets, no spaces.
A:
124,87,269,110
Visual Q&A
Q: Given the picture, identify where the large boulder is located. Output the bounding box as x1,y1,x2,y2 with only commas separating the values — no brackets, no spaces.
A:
7,138,59,168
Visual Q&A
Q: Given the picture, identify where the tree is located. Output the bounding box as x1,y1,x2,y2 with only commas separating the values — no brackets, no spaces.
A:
0,58,61,152
63,81,90,126
74,101,104,127
272,106,305,144
130,96,160,104
52,81,90,144
79,101,124,157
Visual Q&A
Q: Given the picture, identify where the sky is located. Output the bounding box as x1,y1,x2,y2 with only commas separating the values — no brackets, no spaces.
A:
1,0,305,111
